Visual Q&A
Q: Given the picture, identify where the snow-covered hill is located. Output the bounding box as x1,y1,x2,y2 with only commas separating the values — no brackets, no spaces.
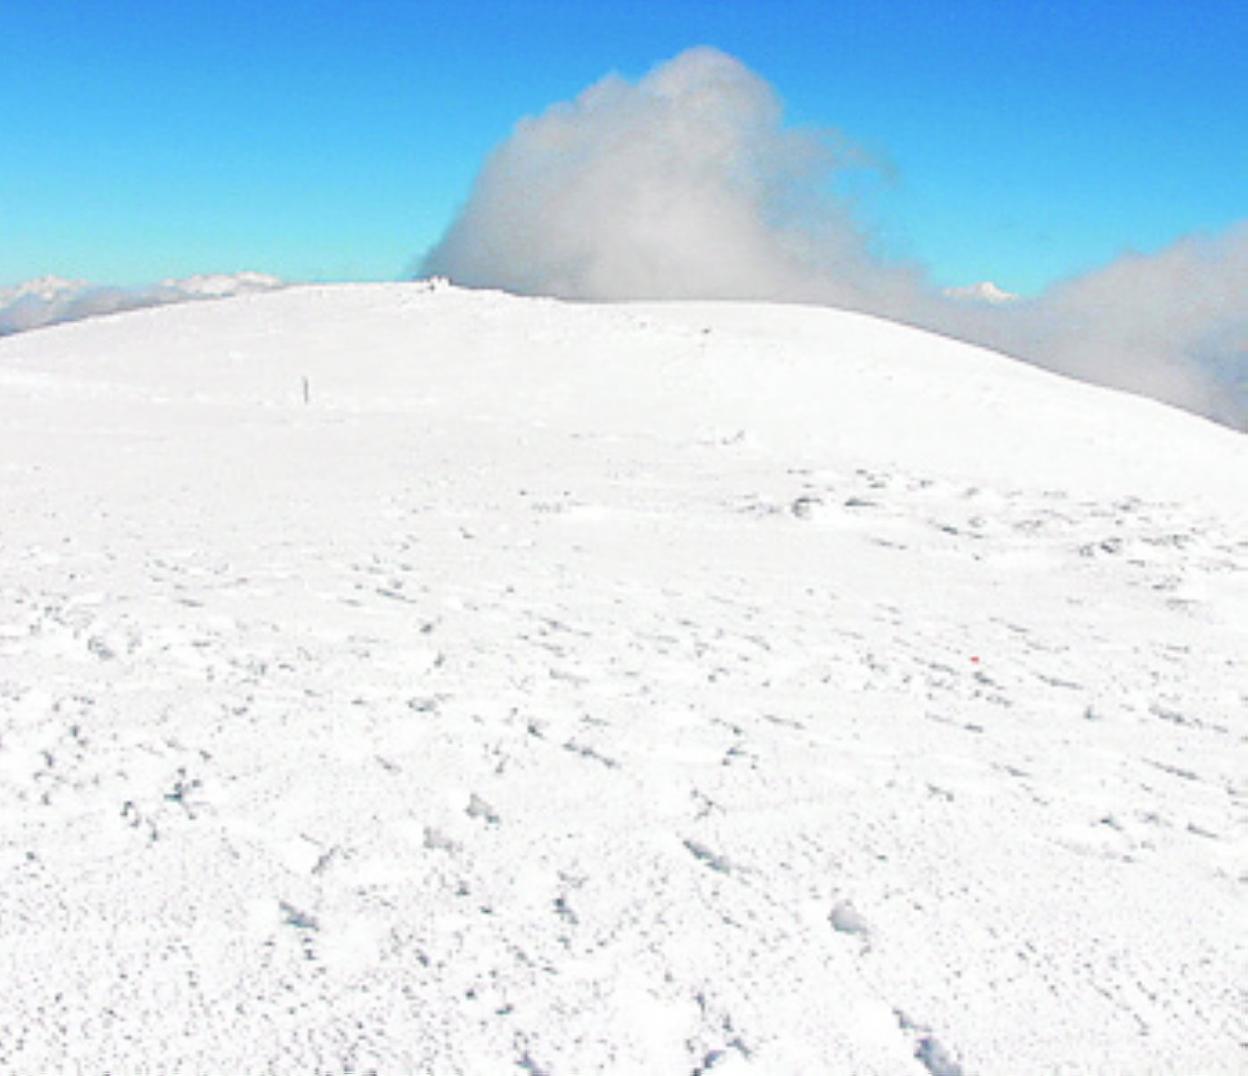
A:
0,283,1244,1074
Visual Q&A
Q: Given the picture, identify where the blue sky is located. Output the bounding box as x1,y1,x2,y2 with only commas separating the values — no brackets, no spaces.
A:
3,0,1245,294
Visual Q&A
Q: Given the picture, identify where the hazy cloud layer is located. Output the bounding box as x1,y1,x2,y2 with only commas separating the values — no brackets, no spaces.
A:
0,273,284,337
423,47,1247,427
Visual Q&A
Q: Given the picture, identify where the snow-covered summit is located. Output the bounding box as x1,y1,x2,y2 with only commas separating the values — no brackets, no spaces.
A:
0,284,1243,1074
943,279,1019,304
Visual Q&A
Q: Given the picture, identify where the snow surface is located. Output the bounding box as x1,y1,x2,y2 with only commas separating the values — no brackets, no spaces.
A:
0,282,1245,1074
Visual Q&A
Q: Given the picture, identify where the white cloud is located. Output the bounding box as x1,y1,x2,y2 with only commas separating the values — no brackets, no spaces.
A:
422,47,924,313
422,47,1248,428
947,225,1248,427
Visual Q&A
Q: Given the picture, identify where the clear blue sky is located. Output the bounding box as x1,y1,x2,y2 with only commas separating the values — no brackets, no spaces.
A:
3,0,1244,294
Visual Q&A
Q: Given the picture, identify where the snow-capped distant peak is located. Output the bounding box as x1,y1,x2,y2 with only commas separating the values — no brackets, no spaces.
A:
944,280,1019,304
158,271,285,297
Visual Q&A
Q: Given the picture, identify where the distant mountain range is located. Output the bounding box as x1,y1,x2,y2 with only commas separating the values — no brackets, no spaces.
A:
0,271,284,335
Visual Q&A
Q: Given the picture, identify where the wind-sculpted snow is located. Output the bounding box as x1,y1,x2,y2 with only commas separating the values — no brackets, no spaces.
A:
0,284,1245,1073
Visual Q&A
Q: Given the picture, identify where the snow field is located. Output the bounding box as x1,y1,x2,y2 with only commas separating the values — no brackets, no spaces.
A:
0,284,1245,1073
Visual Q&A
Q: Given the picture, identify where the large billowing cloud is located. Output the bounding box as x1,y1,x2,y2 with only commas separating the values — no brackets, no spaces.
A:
424,48,923,311
423,47,1248,428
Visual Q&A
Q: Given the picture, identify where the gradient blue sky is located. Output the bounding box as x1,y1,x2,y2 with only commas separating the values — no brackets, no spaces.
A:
3,0,1244,295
